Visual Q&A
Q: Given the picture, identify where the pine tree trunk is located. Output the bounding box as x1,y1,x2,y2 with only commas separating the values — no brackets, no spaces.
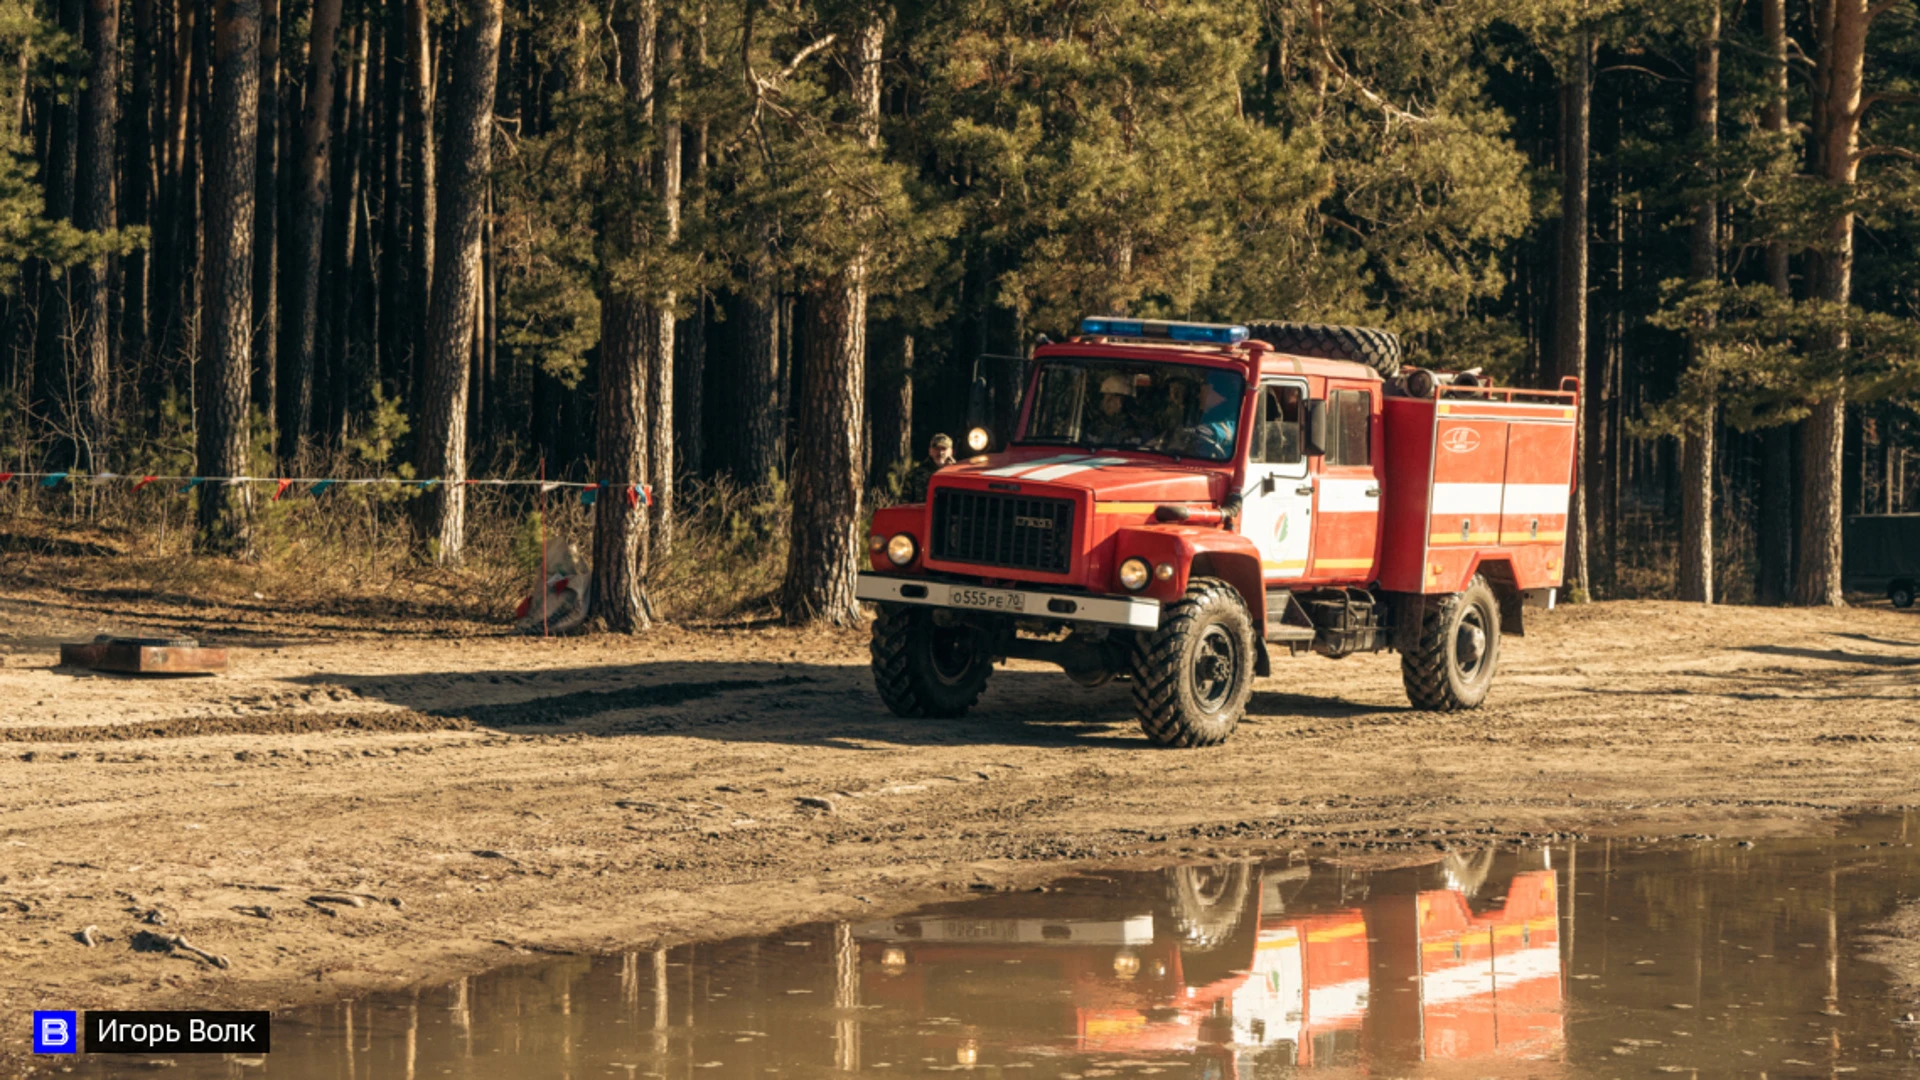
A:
124,0,154,370
1757,0,1793,605
250,0,279,425
590,0,664,632
404,0,435,411
32,0,81,447
323,23,368,444
198,0,260,551
781,17,883,627
74,0,118,464
741,262,783,486
411,0,501,562
1678,8,1718,605
593,295,652,632
893,333,914,470
282,0,341,463
1795,0,1867,607
676,7,707,481
647,14,681,557
1552,30,1592,600
377,0,406,401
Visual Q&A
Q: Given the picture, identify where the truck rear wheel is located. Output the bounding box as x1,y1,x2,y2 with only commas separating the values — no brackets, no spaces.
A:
1243,321,1403,377
1891,580,1915,609
1401,575,1500,711
1129,578,1256,748
870,605,994,718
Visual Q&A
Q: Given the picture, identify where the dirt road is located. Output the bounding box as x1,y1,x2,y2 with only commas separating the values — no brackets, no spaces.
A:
2,587,1917,1070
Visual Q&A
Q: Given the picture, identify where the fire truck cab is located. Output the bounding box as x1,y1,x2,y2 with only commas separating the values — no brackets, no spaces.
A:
857,318,1579,747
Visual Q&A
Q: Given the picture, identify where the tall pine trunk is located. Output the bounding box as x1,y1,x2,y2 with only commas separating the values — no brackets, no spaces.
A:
676,5,707,482
281,0,341,463
740,253,784,486
648,16,681,557
1552,29,1592,600
411,0,502,562
322,22,368,445
591,0,661,632
198,0,260,550
781,16,884,626
1757,0,1793,604
1795,0,1868,607
124,0,154,372
74,0,118,464
32,0,81,448
1678,6,1718,604
404,0,435,410
251,0,279,425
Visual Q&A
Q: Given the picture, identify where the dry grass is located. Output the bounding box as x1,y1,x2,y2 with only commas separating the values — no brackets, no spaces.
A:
0,474,793,631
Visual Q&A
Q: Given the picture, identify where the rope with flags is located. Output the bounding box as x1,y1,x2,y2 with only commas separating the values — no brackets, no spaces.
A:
0,471,653,508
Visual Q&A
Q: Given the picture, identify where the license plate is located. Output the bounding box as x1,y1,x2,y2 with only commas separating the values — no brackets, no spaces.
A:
950,587,1024,613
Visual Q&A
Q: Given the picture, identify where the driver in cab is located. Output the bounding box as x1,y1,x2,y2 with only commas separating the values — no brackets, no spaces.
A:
1084,373,1146,445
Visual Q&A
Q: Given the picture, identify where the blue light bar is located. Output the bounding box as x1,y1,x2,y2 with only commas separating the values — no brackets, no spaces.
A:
1078,317,1250,345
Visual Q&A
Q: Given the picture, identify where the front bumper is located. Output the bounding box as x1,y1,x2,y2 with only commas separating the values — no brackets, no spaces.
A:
856,573,1161,630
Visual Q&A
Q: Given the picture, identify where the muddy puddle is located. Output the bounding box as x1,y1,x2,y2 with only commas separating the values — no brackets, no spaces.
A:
62,814,1920,1078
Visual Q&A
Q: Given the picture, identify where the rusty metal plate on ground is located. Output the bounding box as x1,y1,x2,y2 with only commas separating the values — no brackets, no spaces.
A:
58,637,228,675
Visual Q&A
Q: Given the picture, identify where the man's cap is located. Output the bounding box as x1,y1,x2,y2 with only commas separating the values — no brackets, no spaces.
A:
929,433,953,449
1100,374,1134,396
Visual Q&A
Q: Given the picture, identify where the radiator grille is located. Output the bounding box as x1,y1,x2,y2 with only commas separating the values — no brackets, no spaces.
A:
930,489,1075,574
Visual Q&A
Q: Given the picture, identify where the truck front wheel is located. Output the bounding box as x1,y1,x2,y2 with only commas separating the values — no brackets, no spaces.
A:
1130,578,1256,748
870,605,994,718
1401,575,1501,711
1891,580,1915,609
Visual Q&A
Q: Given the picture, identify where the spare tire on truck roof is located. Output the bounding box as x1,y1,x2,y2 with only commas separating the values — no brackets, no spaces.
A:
1243,321,1402,377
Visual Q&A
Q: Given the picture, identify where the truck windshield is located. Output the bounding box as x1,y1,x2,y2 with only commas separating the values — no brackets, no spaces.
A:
1020,359,1245,462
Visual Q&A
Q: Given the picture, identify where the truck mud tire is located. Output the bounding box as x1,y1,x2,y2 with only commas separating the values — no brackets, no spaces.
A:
1891,580,1915,609
1401,575,1501,711
1129,578,1256,748
870,605,994,719
1166,863,1252,951
1243,321,1403,377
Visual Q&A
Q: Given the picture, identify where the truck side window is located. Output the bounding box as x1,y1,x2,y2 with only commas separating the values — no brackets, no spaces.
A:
1253,384,1303,464
1329,390,1372,466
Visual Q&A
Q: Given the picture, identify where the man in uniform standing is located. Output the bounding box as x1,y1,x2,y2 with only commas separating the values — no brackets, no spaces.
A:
906,433,955,502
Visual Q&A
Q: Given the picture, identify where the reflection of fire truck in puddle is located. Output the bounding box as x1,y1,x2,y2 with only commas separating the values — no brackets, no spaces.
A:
852,853,1561,1073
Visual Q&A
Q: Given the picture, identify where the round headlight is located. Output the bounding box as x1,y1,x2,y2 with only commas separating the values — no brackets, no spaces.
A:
1113,949,1141,979
886,533,917,566
1154,562,1175,581
967,427,990,452
1119,557,1151,591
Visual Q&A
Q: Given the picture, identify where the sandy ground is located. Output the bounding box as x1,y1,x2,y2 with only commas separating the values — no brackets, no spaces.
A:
2,582,1918,1071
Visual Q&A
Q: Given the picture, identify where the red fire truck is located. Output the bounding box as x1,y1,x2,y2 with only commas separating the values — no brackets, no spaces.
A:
859,317,1579,746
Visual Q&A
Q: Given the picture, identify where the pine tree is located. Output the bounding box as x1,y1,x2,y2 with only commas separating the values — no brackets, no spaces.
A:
412,0,504,562
1678,3,1718,605
197,0,261,551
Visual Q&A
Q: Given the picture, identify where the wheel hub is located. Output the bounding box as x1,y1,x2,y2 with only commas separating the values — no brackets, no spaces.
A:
1192,626,1237,709
1456,615,1487,673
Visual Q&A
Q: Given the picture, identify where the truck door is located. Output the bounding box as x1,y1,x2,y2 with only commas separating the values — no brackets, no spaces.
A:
1310,385,1382,579
1242,380,1314,581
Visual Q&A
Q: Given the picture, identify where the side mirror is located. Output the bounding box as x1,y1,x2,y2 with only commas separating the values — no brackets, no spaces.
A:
1305,400,1329,457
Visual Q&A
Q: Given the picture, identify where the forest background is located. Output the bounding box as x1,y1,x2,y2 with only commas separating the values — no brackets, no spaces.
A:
1,0,1918,629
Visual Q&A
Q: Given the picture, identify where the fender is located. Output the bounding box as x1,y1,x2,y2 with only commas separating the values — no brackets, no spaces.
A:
867,504,924,573
1469,556,1526,636
1113,525,1272,675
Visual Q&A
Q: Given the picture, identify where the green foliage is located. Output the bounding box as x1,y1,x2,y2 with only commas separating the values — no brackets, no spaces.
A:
1648,281,1920,433
344,387,413,470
